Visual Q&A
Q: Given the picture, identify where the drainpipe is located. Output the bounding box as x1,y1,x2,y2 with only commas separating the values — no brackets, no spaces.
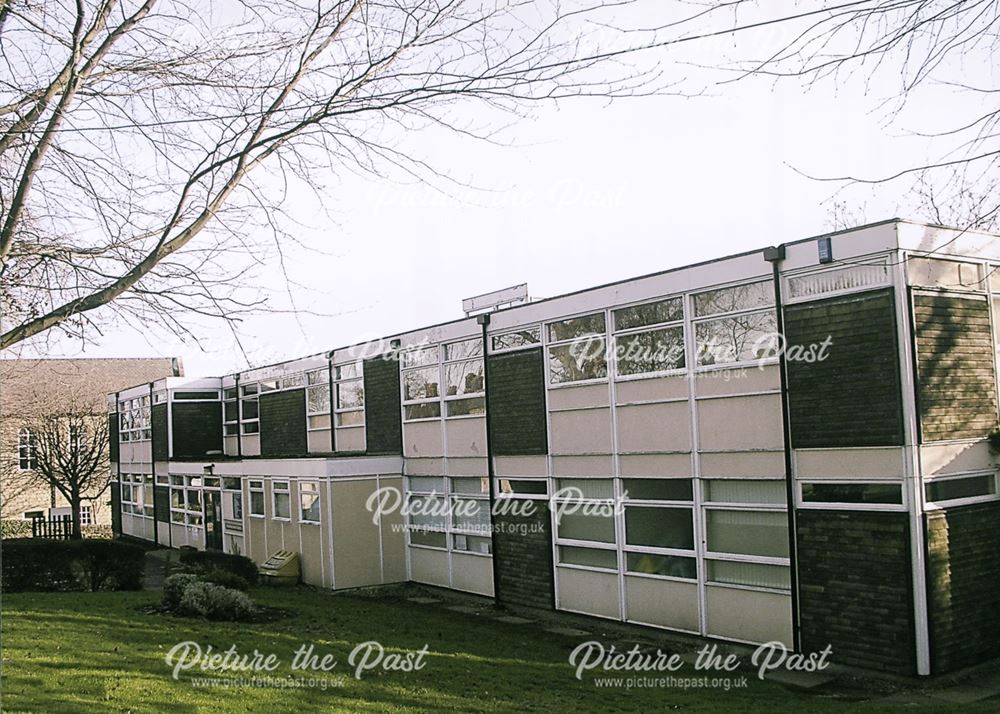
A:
150,382,158,547
763,244,802,653
234,373,243,458
114,391,122,537
326,351,336,453
477,312,502,605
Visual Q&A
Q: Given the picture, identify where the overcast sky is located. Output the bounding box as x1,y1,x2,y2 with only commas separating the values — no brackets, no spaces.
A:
37,5,977,378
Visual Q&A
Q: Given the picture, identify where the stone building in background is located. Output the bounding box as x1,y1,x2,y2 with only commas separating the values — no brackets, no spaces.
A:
1,357,182,527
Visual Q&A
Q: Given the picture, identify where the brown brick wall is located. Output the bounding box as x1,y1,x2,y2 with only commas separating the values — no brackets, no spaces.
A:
926,501,1000,673
912,293,998,442
796,509,916,674
492,499,554,609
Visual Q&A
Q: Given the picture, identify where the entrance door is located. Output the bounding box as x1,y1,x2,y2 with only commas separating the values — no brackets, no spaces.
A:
204,490,223,551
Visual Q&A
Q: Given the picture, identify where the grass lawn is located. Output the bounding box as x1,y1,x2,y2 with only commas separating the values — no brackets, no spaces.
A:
0,587,987,712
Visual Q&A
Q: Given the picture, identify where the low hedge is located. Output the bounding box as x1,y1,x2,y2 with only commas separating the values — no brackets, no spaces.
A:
178,550,258,585
2,538,145,592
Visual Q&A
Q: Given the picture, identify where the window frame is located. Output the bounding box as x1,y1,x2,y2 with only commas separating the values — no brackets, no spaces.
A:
690,280,779,371
545,311,609,387
334,362,365,429
248,479,265,518
17,427,37,470
272,480,291,521
299,481,321,524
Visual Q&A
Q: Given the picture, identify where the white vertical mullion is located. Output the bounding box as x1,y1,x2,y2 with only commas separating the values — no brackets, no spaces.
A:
375,474,385,584
685,293,708,637
543,325,560,611
894,248,931,676
326,476,337,589
607,310,626,622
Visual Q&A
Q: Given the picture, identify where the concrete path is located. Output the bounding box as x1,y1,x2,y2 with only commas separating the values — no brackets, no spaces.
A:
143,549,181,591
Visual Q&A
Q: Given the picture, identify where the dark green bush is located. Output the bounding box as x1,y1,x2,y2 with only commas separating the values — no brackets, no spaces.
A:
178,550,258,584
1,538,144,592
162,573,199,610
200,567,250,591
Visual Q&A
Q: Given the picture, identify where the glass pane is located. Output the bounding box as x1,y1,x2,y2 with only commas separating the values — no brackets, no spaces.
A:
409,530,447,548
300,492,321,522
492,328,541,351
548,313,606,342
555,478,614,500
250,492,265,515
408,476,446,493
450,477,488,494
614,297,683,331
498,479,548,495
451,498,490,533
171,490,183,508
186,490,201,510
408,495,448,530
453,534,492,554
335,363,360,380
223,478,241,490
622,479,692,501
626,552,696,579
241,384,259,396
274,493,290,519
337,380,364,409
307,369,329,385
404,402,441,420
307,385,331,413
706,510,789,558
173,391,218,400
445,339,483,361
707,560,790,589
557,510,616,543
615,326,685,376
693,281,773,317
403,348,438,368
241,399,259,420
559,546,616,569
703,480,786,505
926,475,996,502
909,257,981,289
224,401,239,422
548,338,608,384
446,397,485,417
403,367,439,400
624,507,694,549
242,422,260,434
445,361,484,396
802,482,903,504
695,312,778,366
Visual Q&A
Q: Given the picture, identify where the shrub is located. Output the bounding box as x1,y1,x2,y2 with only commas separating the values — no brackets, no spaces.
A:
82,525,114,540
178,550,258,584
0,520,32,539
1,538,144,592
162,573,200,610
178,581,256,621
200,568,250,591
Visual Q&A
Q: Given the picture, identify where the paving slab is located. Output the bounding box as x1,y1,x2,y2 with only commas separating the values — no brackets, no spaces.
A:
445,604,481,614
494,615,535,625
543,626,591,637
406,597,441,604
764,669,837,690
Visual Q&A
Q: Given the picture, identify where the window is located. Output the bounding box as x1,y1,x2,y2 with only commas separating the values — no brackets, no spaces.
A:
306,369,331,430
402,347,441,421
622,479,692,501
444,339,484,417
272,481,290,520
223,387,239,436
23,510,44,520
240,384,259,434
118,395,152,441
703,480,786,505
547,312,608,384
335,362,365,427
553,477,617,570
624,507,693,549
559,546,617,570
249,480,265,517
80,504,93,526
613,298,686,377
299,482,320,523
693,281,778,367
497,479,548,497
705,510,788,559
614,298,683,331
68,424,84,454
173,391,219,400
169,475,204,526
925,473,997,504
801,482,903,506
707,560,790,590
405,476,491,554
909,257,982,290
626,552,696,579
491,327,541,352
18,427,37,470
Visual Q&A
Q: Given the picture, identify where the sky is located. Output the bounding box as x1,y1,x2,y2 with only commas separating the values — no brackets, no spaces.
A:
32,3,984,378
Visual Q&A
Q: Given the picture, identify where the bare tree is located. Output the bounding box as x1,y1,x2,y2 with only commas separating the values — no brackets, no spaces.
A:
28,408,110,538
627,1,1000,227
0,0,652,352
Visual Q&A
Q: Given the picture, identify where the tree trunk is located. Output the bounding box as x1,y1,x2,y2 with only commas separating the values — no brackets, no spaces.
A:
70,491,83,539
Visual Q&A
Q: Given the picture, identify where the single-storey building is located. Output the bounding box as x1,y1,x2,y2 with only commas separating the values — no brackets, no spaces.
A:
109,219,1000,676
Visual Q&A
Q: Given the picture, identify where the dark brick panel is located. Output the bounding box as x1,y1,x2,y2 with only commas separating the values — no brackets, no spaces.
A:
796,509,916,674
108,415,119,463
913,293,998,442
153,485,170,524
487,349,548,456
151,403,168,461
926,501,1000,673
784,289,904,447
364,356,402,455
110,483,121,535
492,499,554,609
171,402,223,459
259,389,308,457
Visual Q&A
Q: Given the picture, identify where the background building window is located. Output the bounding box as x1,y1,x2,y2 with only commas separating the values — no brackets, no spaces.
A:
18,427,37,470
